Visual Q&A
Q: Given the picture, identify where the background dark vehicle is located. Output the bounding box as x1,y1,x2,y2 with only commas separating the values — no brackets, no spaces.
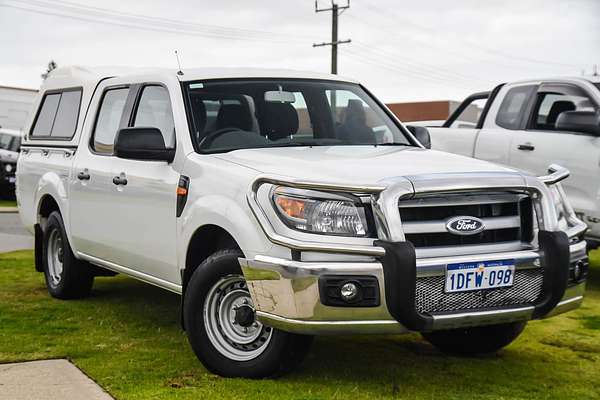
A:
0,160,17,200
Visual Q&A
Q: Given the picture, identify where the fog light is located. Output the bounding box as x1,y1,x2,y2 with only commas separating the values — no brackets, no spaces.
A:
570,258,589,283
340,282,359,302
319,275,379,307
573,262,582,281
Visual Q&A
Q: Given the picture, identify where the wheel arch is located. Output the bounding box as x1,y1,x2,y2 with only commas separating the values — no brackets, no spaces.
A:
34,194,62,272
182,224,242,294
180,224,244,329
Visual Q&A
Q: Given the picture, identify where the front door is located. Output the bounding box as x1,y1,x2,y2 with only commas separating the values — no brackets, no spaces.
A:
508,83,600,236
474,84,538,167
106,84,180,283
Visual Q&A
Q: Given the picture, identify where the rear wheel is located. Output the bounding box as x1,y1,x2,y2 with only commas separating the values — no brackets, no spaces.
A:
184,249,313,378
422,321,527,355
42,211,94,299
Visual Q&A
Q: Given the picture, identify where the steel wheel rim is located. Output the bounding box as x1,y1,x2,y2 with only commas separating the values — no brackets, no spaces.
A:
46,229,64,286
203,275,272,361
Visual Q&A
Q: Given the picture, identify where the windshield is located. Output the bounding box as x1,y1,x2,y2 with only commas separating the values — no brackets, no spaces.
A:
183,79,412,153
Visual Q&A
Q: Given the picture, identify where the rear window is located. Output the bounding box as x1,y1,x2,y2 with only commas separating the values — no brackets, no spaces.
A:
31,89,82,139
495,85,536,130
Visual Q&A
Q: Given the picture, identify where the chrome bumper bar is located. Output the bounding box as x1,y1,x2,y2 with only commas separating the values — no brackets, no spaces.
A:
240,240,587,335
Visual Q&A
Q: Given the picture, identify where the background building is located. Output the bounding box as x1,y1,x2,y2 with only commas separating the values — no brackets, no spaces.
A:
0,86,37,131
387,100,481,124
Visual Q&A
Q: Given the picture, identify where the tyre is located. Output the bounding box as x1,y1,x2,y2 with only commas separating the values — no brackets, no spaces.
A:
183,249,313,378
42,211,94,299
421,321,527,355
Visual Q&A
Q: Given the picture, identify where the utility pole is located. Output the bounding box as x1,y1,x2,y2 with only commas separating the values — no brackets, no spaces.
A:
313,1,351,75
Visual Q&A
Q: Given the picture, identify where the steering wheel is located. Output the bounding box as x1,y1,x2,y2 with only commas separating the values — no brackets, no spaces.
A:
198,127,241,149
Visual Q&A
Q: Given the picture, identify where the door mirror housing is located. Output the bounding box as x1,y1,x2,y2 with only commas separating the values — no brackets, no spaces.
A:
406,125,432,149
555,111,600,136
114,127,175,162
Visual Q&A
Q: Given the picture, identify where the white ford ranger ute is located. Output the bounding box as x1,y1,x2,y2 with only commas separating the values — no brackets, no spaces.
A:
17,66,589,378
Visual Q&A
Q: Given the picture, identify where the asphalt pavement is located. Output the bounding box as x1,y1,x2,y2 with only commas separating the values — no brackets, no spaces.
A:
0,212,33,253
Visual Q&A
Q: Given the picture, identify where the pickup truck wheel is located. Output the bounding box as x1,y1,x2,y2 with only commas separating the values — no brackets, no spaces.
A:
184,249,313,378
421,321,527,355
42,211,94,299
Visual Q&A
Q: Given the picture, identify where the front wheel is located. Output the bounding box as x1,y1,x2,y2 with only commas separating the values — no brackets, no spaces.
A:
421,321,527,355
183,249,313,378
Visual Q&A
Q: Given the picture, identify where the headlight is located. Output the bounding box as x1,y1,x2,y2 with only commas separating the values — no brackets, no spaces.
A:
4,163,13,173
272,187,369,237
547,184,568,230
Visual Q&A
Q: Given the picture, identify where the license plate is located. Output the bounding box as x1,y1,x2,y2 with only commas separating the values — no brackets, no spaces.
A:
445,259,515,293
8,177,15,184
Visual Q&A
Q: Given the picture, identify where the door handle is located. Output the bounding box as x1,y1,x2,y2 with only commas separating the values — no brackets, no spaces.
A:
112,175,128,186
517,143,535,151
77,171,91,181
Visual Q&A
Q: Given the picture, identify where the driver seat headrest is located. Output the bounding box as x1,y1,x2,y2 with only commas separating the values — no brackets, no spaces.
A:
216,104,253,131
547,100,576,126
263,103,299,140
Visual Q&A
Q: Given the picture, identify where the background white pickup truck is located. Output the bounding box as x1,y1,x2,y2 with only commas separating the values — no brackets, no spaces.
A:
426,77,600,247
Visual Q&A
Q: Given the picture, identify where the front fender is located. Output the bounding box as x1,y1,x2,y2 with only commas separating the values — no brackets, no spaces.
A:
177,194,273,270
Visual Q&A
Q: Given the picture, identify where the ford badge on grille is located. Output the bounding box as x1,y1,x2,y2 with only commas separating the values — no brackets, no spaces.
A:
445,216,485,235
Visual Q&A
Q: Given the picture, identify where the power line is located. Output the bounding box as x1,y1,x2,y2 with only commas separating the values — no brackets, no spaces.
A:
350,41,491,87
340,47,475,92
344,13,555,75
0,0,318,44
362,2,582,70
313,1,351,74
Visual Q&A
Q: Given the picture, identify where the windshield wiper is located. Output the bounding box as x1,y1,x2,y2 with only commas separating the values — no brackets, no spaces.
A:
373,142,411,146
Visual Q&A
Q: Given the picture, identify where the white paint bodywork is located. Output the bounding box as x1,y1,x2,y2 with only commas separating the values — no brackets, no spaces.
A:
14,66,578,298
429,77,600,241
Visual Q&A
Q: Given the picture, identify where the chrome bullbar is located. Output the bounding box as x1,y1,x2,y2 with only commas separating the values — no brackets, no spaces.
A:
242,165,588,334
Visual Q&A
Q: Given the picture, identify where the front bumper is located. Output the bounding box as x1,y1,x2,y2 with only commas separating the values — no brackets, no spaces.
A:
239,238,587,335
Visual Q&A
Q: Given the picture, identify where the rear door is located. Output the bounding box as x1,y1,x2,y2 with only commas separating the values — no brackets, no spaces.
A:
507,83,600,234
70,82,132,259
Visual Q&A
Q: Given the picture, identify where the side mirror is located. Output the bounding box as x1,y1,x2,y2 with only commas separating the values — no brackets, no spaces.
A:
555,111,600,136
406,125,431,149
114,127,175,162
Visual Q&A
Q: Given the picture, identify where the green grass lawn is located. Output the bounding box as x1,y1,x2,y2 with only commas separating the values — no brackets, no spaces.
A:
1,250,599,400
0,199,17,207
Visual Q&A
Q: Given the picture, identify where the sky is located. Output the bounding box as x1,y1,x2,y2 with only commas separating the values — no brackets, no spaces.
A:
0,0,599,103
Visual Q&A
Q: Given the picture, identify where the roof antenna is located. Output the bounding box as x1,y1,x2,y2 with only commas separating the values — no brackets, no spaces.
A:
175,50,184,76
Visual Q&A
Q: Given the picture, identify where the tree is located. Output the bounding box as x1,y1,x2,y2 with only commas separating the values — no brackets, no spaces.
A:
41,60,57,80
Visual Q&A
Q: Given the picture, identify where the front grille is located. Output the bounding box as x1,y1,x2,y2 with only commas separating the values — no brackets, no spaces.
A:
400,193,533,250
400,202,519,222
415,268,544,314
407,228,521,247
